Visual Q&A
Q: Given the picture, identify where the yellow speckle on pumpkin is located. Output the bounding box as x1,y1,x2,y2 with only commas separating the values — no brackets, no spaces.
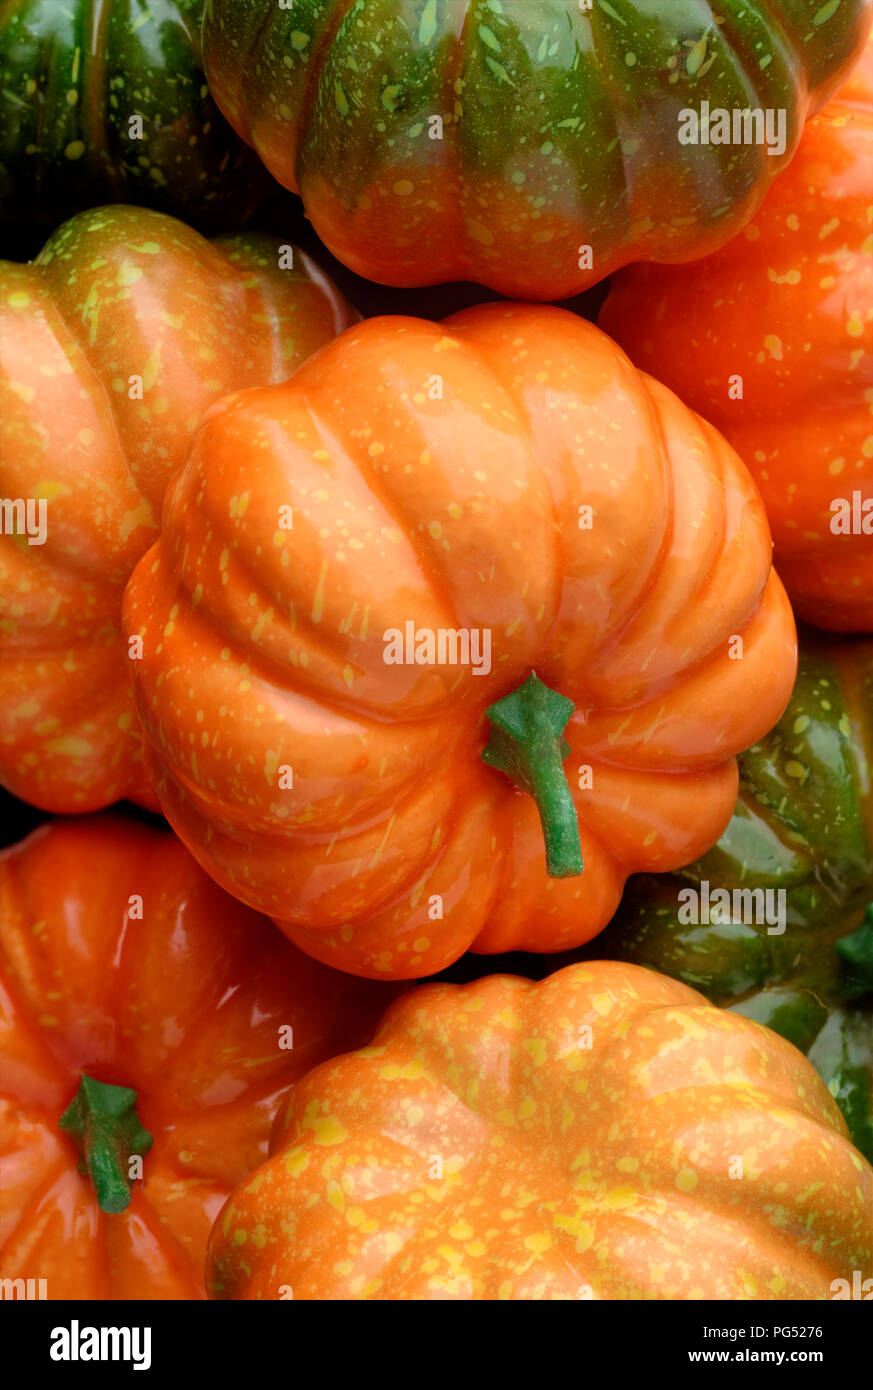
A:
465,218,495,246
380,1058,425,1081
116,262,142,287
450,1221,475,1240
311,1115,348,1146
46,736,93,757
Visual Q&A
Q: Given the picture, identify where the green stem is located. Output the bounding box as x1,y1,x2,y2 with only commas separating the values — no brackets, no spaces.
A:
59,1074,154,1215
836,904,873,1002
481,670,583,878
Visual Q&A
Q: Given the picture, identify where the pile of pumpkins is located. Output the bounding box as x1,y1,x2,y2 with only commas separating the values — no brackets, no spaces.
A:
0,0,871,1301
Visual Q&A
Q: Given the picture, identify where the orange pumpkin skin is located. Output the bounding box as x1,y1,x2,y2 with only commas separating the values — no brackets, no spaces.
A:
0,206,357,814
0,814,397,1300
599,40,873,634
124,305,797,979
207,961,873,1301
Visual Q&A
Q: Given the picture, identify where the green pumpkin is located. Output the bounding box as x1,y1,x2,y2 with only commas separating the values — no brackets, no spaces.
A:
582,637,873,1161
0,0,265,247
202,0,870,298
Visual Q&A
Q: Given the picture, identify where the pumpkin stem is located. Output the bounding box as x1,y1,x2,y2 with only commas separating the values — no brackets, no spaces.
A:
482,670,583,878
59,1074,153,1215
836,904,873,1001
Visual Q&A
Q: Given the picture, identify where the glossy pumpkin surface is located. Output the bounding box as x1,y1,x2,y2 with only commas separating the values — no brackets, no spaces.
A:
574,636,873,1161
202,0,872,299
600,36,873,632
207,960,873,1300
124,303,797,978
0,813,398,1299
0,204,356,814
0,0,266,243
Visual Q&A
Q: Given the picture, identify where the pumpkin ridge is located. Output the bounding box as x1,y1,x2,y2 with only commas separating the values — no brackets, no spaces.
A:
441,0,475,268
114,1201,201,1297
314,312,557,639
712,0,797,124
81,0,114,198
0,1151,71,1260
642,1186,855,1282
741,669,869,880
612,382,766,689
568,372,676,676
14,268,150,561
138,497,495,736
0,1157,106,1286
293,0,363,191
0,929,92,1088
112,1179,207,1297
25,240,157,514
242,0,291,149
585,2,638,259
298,385,467,635
149,732,467,887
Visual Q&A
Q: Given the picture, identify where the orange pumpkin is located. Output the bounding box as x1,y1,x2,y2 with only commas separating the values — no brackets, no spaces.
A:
207,960,873,1300
124,305,797,979
202,0,872,300
0,205,356,814
599,36,873,633
0,813,397,1299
